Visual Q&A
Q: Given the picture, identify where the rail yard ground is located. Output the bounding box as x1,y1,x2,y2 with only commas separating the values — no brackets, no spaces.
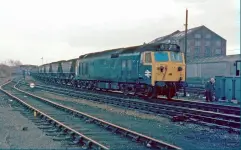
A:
0,76,240,150
15,77,241,149
0,78,63,149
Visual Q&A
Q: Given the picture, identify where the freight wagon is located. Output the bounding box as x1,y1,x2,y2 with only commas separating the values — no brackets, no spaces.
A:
215,59,241,103
215,76,240,103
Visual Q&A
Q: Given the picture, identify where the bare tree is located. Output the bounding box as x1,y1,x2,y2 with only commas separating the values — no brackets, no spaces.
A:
0,59,23,78
2,59,22,66
0,64,11,77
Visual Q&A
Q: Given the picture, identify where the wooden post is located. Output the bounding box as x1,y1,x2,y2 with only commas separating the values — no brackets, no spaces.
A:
184,9,188,97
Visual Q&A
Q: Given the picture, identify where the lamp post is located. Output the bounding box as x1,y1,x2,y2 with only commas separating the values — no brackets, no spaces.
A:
184,9,188,97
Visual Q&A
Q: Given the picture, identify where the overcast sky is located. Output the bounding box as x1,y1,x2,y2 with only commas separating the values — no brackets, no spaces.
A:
0,0,239,65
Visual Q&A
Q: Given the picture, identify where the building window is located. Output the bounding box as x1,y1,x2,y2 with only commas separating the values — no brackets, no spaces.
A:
216,40,221,47
195,40,201,46
215,49,221,55
194,47,200,56
183,40,190,49
195,34,201,38
205,47,211,56
187,40,191,46
187,48,191,53
205,41,210,46
205,34,211,39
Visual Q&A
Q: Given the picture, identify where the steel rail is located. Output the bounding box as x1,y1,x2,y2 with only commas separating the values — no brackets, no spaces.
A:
156,97,240,116
20,82,240,132
0,80,109,150
9,80,182,150
26,83,240,122
27,81,240,116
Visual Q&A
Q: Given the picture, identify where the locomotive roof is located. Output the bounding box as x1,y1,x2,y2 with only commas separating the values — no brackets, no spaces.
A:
66,58,78,62
79,43,180,59
39,63,50,67
50,60,66,64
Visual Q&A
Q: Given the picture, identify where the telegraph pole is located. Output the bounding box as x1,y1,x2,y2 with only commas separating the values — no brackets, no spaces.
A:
184,9,188,97
41,57,43,65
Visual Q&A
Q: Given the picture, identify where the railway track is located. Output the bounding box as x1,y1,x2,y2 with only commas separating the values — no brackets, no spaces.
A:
19,80,240,133
1,80,181,150
21,81,240,116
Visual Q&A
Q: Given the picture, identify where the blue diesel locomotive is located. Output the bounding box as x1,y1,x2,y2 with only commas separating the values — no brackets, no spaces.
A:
31,42,187,99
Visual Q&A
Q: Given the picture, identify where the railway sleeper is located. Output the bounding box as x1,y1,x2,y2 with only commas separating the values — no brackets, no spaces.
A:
172,115,189,122
45,128,60,133
38,125,54,129
100,123,110,129
45,132,61,136
85,119,94,123
196,120,240,133
111,127,118,134
34,121,51,125
53,136,72,141
190,114,240,129
81,141,93,150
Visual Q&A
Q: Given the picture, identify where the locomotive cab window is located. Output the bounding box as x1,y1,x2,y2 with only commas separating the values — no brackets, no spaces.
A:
144,52,152,63
236,61,240,76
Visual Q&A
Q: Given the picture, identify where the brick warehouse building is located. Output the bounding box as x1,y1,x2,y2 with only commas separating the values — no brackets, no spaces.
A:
150,25,227,60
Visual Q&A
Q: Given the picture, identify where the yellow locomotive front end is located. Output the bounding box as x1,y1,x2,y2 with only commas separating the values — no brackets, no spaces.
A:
149,44,187,99
152,51,185,84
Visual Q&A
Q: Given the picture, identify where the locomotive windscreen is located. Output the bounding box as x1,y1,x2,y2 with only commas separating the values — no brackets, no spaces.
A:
154,52,169,62
170,52,183,63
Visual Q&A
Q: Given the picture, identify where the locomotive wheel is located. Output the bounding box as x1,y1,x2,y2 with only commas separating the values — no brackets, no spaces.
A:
142,86,156,99
123,87,129,96
132,87,139,97
148,86,157,99
150,86,157,99
101,89,107,92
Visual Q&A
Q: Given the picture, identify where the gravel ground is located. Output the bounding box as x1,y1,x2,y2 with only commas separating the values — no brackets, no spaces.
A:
0,80,64,149
20,84,240,150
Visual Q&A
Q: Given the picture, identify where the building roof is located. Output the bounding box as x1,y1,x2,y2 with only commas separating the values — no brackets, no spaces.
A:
79,43,180,59
187,54,241,64
150,26,203,44
150,25,225,44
